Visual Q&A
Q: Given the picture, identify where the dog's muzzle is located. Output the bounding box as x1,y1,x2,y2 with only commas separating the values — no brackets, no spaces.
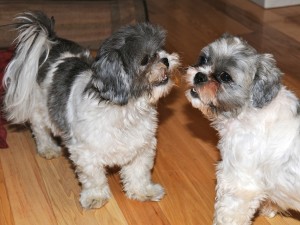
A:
190,72,208,98
194,72,208,84
154,58,170,86
190,88,199,98
161,57,169,68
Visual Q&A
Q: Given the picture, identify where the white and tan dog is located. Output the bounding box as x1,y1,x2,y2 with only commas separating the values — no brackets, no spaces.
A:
186,34,300,225
3,11,180,209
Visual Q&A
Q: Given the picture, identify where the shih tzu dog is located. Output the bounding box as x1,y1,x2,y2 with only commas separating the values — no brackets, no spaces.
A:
186,34,300,224
3,11,180,209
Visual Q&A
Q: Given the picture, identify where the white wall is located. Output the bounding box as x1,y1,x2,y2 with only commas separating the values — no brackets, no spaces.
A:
251,0,300,8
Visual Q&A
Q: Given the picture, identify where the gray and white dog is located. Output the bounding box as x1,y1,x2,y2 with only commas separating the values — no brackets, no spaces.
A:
3,11,180,209
186,34,300,224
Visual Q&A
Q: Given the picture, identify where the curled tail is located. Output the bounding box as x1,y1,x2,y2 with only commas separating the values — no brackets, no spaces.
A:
3,11,56,123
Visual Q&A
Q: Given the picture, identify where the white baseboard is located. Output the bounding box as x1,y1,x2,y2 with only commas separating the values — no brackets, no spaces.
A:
251,0,300,8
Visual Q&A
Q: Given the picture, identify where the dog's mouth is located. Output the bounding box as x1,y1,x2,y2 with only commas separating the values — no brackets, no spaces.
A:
158,74,169,86
154,71,170,86
190,87,199,98
149,53,180,88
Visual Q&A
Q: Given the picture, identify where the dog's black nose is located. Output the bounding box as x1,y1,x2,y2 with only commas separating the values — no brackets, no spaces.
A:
161,58,169,68
194,72,207,84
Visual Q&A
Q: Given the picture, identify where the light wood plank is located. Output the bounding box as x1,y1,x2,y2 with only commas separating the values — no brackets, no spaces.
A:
1,0,300,224
22,132,129,225
0,130,58,225
0,159,14,225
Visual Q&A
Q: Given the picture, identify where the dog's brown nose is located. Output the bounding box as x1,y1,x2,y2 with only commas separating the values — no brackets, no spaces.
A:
161,58,169,68
194,72,207,84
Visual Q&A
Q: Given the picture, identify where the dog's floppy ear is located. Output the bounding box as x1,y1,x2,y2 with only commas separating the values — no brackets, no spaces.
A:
91,51,131,105
251,53,282,108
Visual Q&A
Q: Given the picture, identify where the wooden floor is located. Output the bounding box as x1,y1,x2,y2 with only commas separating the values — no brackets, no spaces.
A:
1,0,300,224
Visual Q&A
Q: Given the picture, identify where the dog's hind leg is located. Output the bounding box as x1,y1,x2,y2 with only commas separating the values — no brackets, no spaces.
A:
213,166,264,225
30,114,62,159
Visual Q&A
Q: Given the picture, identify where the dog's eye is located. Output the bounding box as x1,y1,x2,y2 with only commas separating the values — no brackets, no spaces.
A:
141,55,149,66
219,72,233,83
198,55,208,66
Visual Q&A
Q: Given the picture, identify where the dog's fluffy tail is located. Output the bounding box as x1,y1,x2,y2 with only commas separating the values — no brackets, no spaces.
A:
3,11,56,123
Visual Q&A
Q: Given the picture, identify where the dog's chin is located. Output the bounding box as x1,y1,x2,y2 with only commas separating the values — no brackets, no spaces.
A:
154,72,170,86
149,78,173,103
148,51,180,104
186,88,202,108
186,88,219,120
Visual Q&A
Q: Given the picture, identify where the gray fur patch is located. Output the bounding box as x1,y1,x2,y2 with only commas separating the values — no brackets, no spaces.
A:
251,54,282,108
89,23,166,105
194,34,283,117
48,58,91,136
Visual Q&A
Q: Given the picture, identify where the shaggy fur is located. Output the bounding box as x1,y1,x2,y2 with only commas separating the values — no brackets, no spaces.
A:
3,11,180,209
186,34,300,225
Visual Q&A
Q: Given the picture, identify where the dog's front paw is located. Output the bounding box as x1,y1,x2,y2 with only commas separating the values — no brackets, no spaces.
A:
126,183,165,202
80,188,110,209
38,146,62,159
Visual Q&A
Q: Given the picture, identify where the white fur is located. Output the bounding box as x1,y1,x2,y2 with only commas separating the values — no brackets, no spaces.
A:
212,87,300,224
3,13,180,209
29,52,177,208
8,50,179,208
185,35,300,224
187,84,300,224
35,61,173,208
187,81,300,225
68,76,162,206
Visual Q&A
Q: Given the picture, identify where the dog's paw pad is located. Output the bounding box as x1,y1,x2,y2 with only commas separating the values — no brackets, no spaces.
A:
80,194,108,209
81,197,108,209
80,189,110,209
126,183,165,202
38,147,62,159
146,183,165,201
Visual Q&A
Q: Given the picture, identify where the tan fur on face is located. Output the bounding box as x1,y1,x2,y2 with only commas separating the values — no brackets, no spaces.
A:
198,80,219,105
148,62,168,84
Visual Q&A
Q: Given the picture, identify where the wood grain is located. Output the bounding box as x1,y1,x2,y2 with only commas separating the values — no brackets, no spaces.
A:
1,0,300,224
0,0,147,49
